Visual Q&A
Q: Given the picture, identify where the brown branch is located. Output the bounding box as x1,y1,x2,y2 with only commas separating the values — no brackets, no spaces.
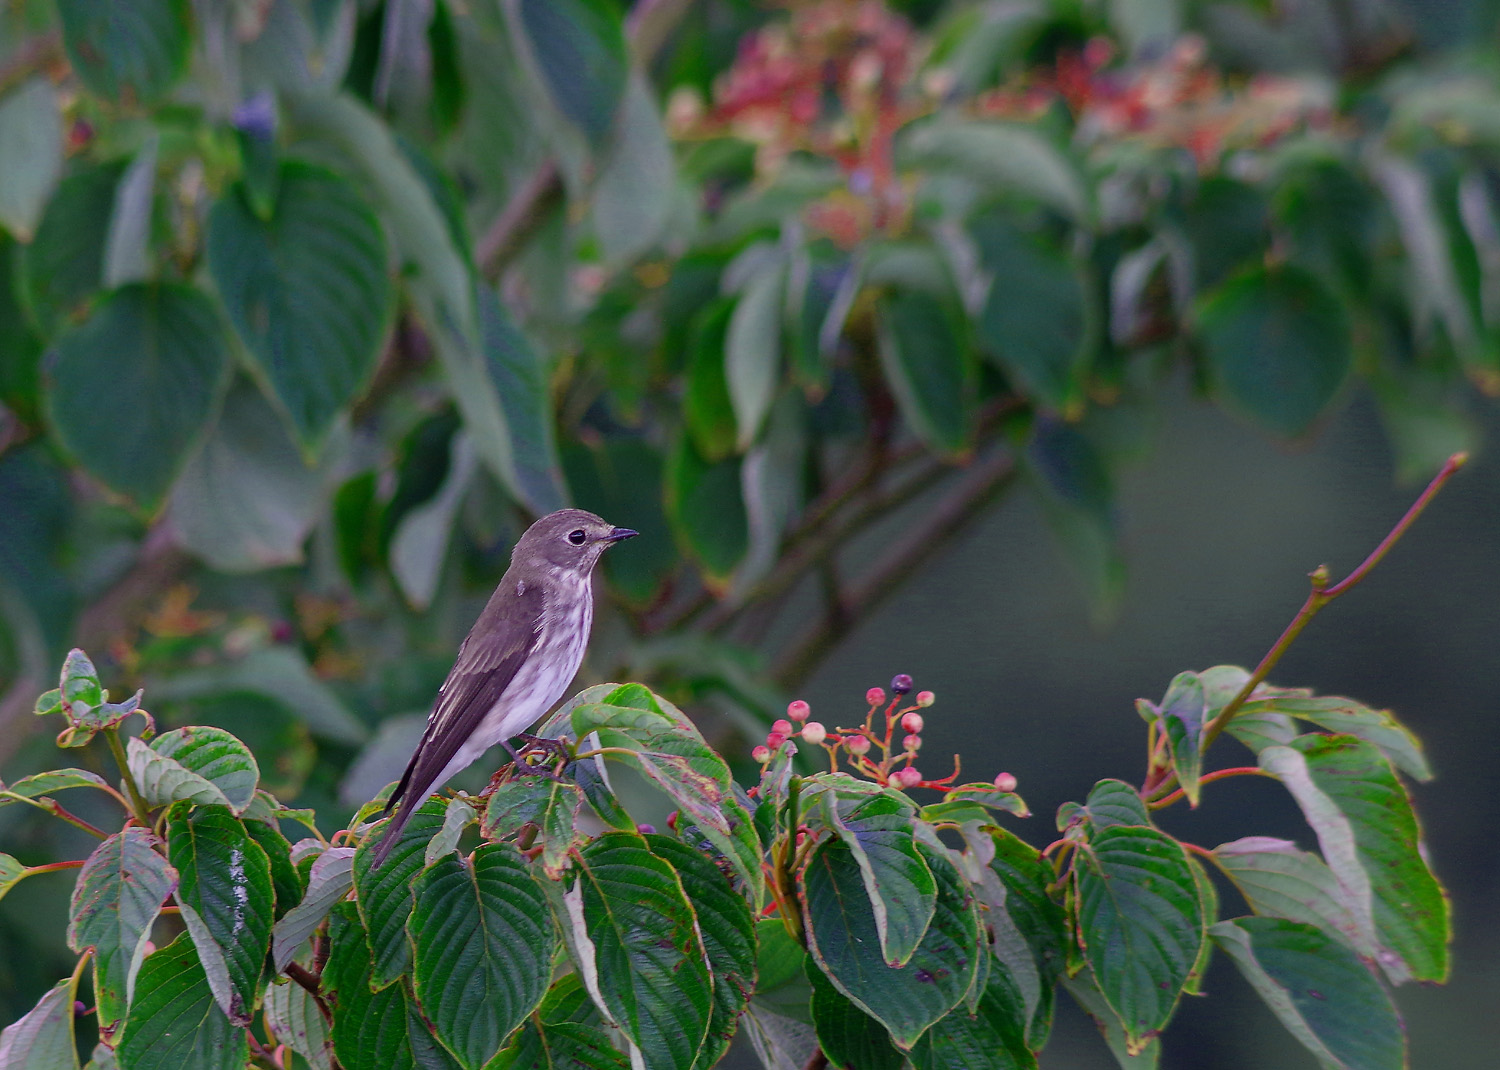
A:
773,451,1018,688
0,30,61,98
283,962,334,1026
803,1049,829,1070
475,0,700,279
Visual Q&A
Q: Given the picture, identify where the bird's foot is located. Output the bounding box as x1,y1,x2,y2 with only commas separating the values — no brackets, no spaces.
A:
510,733,570,779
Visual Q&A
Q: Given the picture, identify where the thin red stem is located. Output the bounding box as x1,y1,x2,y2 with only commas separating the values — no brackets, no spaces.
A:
1149,767,1270,810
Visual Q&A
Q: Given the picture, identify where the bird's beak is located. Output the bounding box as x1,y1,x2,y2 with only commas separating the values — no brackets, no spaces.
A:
605,527,639,543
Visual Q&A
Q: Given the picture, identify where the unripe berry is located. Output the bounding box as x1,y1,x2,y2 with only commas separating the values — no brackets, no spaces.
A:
801,721,828,745
787,699,811,722
865,686,885,706
766,732,787,749
993,772,1017,792
637,824,655,835
895,767,922,788
891,673,913,695
903,733,922,751
752,745,771,763
916,690,935,707
772,718,794,736
901,711,924,733
844,734,871,756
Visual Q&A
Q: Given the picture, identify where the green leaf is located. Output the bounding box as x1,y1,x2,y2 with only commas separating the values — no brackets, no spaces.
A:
410,843,554,1069
1260,736,1449,984
1082,779,1150,830
272,846,356,972
0,974,81,1070
425,797,477,865
973,214,1092,411
45,282,231,509
151,646,368,745
802,838,982,1049
1026,420,1123,616
908,967,1038,1070
564,832,712,1069
1197,265,1352,438
243,817,304,922
1075,825,1202,1049
1211,917,1403,1070
481,774,563,837
684,298,738,463
965,825,1066,1049
1184,856,1218,995
56,0,191,104
391,430,476,611
67,827,178,1033
808,965,904,1070
644,834,756,1068
1237,695,1431,781
1158,672,1207,806
666,433,748,584
263,978,334,1070
901,119,1090,223
103,136,158,288
514,0,627,144
593,73,675,266
0,78,63,242
1060,970,1159,1070
169,379,344,572
0,232,43,418
1213,837,1377,961
117,932,248,1070
207,161,391,449
127,732,257,816
0,853,26,903
20,162,122,337
875,288,973,457
822,788,936,968
726,258,786,450
353,797,449,989
166,803,274,1026
323,902,462,1070
0,768,107,806
491,1021,629,1069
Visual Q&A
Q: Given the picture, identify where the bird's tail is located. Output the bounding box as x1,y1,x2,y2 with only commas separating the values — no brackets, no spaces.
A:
369,774,420,869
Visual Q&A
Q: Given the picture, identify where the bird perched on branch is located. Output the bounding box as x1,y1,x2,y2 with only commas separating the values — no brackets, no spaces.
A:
371,508,637,867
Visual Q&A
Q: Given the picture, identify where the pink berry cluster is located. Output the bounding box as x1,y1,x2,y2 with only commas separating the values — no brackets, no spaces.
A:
754,673,986,793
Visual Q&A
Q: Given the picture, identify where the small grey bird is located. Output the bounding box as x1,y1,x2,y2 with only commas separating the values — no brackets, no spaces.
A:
371,508,636,867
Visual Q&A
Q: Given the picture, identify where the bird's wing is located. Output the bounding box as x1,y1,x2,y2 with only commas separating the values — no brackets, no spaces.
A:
371,580,543,866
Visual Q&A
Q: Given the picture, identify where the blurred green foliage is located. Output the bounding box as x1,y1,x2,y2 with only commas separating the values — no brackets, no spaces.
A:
2,0,1500,1043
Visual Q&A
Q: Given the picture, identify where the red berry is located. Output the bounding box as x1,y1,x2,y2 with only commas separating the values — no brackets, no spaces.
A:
866,687,886,705
845,734,871,755
787,699,811,722
903,733,922,751
901,711,924,733
752,745,772,763
766,732,787,749
994,772,1017,792
772,718,793,736
895,767,922,788
801,721,828,745
916,690,935,707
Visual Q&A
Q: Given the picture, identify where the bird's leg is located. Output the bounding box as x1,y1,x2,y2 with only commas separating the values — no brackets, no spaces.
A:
511,733,570,779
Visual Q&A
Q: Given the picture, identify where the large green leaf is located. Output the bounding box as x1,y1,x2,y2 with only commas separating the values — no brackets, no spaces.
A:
1060,970,1159,1070
165,803,274,1025
564,832,712,1069
116,932,248,1070
1212,917,1403,1070
822,788,936,968
808,966,904,1070
908,967,1038,1070
20,162,122,337
973,214,1091,411
514,0,627,144
1080,779,1150,830
726,258,785,451
0,973,81,1070
644,835,756,1069
491,1021,630,1069
1075,824,1202,1049
324,902,462,1070
0,78,63,242
353,797,449,989
142,725,260,812
272,846,356,971
1236,695,1431,781
1213,837,1377,960
802,839,982,1049
0,232,44,418
56,0,191,104
1197,265,1351,438
410,844,554,1068
593,73,675,266
875,288,973,457
244,817,304,922
207,161,391,448
45,283,231,509
900,120,1090,223
0,768,107,807
1260,735,1449,983
683,298,738,462
666,433,748,583
66,827,178,1033
169,379,343,572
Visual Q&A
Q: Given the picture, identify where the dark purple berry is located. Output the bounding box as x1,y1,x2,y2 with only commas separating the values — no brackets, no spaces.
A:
891,673,913,695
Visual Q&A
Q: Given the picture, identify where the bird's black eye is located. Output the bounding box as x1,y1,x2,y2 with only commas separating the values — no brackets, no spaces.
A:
568,529,587,545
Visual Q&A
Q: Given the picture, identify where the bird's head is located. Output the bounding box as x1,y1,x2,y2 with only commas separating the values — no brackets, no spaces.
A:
514,508,638,574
